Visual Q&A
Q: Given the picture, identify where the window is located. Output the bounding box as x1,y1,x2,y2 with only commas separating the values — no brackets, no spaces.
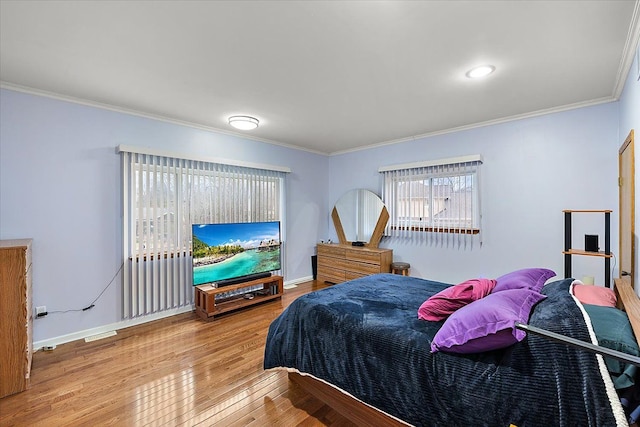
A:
380,155,482,246
120,146,288,318
129,161,283,256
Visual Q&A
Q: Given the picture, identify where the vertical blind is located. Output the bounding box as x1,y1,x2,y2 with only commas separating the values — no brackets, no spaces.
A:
120,147,287,319
379,155,482,248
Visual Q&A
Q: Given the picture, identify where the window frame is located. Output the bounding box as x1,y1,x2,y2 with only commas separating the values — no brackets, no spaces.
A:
380,155,482,245
388,171,480,234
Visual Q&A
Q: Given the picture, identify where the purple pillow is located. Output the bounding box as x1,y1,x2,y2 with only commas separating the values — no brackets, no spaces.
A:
417,278,497,321
430,288,547,354
492,268,556,293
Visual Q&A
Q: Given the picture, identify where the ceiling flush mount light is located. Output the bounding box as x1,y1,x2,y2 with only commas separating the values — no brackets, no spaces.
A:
465,65,496,79
228,115,259,130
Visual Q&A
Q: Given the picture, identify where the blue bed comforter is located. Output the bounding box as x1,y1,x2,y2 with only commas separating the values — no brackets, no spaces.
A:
263,274,624,426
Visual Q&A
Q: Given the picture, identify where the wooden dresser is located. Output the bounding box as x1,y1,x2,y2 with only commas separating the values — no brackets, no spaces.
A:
316,243,392,284
0,239,33,398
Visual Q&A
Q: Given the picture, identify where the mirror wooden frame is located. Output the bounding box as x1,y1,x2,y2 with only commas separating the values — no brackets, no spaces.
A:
331,204,389,248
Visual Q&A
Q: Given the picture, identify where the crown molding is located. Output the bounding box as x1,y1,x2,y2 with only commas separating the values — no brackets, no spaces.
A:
329,96,615,156
0,82,328,156
613,0,640,98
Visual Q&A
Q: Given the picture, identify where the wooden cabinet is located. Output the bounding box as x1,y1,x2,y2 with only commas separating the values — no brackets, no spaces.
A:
194,275,283,320
316,243,392,284
0,239,33,398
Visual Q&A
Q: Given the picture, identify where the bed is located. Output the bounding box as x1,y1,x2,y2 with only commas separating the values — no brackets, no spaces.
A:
263,272,640,426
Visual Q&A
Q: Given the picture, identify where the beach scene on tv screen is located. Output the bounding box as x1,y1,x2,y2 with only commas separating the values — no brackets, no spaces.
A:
192,222,281,285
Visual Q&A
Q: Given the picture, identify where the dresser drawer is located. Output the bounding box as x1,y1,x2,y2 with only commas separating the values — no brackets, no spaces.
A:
317,267,346,283
318,255,340,270
318,244,346,258
338,259,381,275
345,271,367,281
346,249,382,265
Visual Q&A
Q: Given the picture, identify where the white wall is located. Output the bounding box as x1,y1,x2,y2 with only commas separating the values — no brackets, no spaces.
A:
0,88,329,343
619,48,640,291
328,103,620,286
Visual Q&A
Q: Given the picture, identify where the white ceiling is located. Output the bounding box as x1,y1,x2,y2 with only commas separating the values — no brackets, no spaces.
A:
1,1,639,155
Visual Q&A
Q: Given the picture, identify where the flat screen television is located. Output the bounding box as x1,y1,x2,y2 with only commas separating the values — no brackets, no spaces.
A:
192,221,281,287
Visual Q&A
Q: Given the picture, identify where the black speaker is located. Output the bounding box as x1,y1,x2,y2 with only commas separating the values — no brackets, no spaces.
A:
311,255,317,280
585,234,599,252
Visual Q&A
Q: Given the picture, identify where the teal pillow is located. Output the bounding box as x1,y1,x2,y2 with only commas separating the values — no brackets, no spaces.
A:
583,303,639,389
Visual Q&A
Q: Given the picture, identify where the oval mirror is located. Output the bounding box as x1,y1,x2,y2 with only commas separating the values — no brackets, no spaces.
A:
332,189,388,248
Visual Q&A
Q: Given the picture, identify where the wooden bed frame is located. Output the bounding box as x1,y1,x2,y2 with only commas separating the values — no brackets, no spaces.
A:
288,277,640,427
615,278,640,340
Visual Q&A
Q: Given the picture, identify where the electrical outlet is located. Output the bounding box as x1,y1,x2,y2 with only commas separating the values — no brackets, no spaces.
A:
36,306,46,316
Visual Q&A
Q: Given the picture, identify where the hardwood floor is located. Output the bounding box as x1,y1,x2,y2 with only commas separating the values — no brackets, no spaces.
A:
0,280,357,427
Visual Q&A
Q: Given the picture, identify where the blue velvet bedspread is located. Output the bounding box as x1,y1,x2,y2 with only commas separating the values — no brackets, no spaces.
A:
263,274,622,426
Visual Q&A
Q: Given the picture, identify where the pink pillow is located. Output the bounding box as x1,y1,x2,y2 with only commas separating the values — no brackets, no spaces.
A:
418,278,497,321
572,284,617,307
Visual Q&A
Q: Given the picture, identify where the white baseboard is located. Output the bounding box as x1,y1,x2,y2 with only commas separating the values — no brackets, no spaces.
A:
284,275,313,288
34,275,315,351
33,305,195,351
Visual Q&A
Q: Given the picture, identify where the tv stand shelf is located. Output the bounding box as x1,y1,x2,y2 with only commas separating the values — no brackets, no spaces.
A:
195,275,283,320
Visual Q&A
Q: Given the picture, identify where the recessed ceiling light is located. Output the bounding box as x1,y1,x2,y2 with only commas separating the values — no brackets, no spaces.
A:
228,115,259,130
465,65,496,79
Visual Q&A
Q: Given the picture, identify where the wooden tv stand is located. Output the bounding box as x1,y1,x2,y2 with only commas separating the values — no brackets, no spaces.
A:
194,275,283,320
